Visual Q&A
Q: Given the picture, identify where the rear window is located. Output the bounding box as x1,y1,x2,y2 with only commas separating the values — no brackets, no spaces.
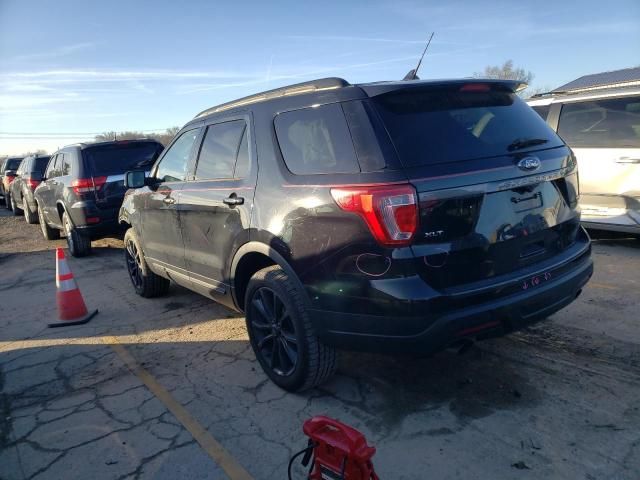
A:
5,158,22,171
373,86,563,167
274,103,360,175
83,142,163,176
557,97,640,148
33,157,50,174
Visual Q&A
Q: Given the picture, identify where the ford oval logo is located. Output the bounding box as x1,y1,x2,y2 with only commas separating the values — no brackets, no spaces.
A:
517,156,541,172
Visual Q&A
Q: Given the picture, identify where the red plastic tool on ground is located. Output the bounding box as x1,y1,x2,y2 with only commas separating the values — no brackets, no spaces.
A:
289,416,379,479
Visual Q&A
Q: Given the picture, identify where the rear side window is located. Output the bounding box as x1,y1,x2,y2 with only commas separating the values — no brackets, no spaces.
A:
195,120,246,180
45,155,59,178
83,142,163,176
373,86,563,167
557,97,640,148
275,103,360,175
531,104,550,120
60,154,71,175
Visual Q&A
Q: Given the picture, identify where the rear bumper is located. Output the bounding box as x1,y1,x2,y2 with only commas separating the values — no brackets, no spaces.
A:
68,204,124,238
309,235,593,354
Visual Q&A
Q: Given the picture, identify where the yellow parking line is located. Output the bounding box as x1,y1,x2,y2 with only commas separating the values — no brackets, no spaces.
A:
589,282,619,290
104,336,254,480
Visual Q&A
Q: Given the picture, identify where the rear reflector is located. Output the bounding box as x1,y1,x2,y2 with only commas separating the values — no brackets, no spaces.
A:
331,184,418,247
85,217,100,224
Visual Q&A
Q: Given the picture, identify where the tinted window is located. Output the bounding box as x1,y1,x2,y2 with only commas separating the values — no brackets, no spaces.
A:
373,86,563,167
45,155,59,178
275,103,360,175
234,129,250,178
83,142,163,176
557,97,640,148
33,157,50,174
156,129,199,182
531,104,550,120
60,154,71,175
4,158,22,172
195,120,246,180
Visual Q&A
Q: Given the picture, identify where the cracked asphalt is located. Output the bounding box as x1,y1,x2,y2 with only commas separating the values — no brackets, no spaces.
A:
1,209,639,479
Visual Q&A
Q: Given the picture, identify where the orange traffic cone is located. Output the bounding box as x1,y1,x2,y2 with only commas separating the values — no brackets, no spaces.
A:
49,248,98,328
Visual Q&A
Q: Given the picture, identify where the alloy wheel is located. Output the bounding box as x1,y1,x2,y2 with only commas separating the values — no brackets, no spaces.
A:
249,287,298,376
125,239,143,289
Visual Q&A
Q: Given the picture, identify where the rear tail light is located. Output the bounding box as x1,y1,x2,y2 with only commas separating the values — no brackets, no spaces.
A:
331,184,418,247
71,176,107,195
27,178,41,190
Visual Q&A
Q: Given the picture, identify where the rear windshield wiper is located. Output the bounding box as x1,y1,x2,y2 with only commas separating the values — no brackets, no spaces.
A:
507,138,548,152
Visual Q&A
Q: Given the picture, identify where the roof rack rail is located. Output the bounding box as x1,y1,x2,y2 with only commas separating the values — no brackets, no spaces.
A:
194,77,350,119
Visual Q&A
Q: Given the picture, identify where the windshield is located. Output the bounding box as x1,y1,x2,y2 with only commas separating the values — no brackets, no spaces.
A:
373,86,564,167
83,142,163,176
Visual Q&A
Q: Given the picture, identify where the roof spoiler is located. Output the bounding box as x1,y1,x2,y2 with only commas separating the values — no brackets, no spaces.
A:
360,79,527,97
194,77,350,119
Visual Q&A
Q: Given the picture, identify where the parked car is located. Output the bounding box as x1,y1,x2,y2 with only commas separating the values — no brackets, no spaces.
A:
120,77,593,391
34,139,164,256
527,85,640,236
9,155,51,222
0,156,24,208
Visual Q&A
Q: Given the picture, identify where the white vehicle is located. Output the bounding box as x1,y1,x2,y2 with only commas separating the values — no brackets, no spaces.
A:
528,67,640,236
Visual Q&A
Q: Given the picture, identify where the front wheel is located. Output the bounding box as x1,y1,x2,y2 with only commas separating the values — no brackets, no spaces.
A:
23,197,38,224
11,194,22,216
124,228,170,298
63,212,91,257
245,266,336,392
37,203,60,240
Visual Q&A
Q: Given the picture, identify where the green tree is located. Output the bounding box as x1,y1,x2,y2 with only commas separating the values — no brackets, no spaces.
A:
94,126,180,146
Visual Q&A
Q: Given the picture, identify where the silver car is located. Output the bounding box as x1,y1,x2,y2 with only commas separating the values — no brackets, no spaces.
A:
528,82,640,236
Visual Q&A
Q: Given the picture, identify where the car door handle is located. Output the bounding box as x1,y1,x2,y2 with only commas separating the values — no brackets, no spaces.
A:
163,197,176,205
615,156,640,164
223,195,244,206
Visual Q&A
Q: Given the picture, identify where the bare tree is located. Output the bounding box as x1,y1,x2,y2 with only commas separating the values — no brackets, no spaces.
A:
94,127,180,146
475,60,536,97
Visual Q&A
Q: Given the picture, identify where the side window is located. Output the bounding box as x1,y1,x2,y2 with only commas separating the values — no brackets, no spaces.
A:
195,120,246,180
17,159,27,175
155,128,200,183
45,155,59,178
558,97,640,148
60,154,72,175
274,103,360,175
531,105,550,120
234,129,250,178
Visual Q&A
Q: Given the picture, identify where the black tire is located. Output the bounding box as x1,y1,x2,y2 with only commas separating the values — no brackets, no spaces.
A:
245,266,336,392
37,203,60,240
63,211,91,257
10,193,22,216
124,228,170,298
23,197,38,224
5,192,12,211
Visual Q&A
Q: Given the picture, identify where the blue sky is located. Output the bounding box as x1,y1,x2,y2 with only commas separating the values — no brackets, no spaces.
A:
1,0,638,154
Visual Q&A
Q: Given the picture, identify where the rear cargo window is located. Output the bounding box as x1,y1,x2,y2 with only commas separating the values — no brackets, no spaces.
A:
557,97,640,148
83,142,163,176
33,157,50,174
373,86,563,167
274,103,360,175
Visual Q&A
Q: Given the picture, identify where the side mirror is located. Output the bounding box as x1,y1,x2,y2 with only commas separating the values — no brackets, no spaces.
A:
124,170,146,189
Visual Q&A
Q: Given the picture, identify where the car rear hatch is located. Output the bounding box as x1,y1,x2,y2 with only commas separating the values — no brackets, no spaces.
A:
81,141,163,210
368,81,582,291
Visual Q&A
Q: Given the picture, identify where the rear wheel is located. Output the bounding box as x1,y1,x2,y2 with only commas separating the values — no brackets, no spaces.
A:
37,203,60,240
63,212,91,257
23,197,38,224
124,228,170,298
245,266,336,391
10,194,22,215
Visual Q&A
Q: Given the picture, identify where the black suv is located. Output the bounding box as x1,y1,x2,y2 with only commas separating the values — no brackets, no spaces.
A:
35,140,164,256
1,156,24,208
9,154,51,222
120,77,593,391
